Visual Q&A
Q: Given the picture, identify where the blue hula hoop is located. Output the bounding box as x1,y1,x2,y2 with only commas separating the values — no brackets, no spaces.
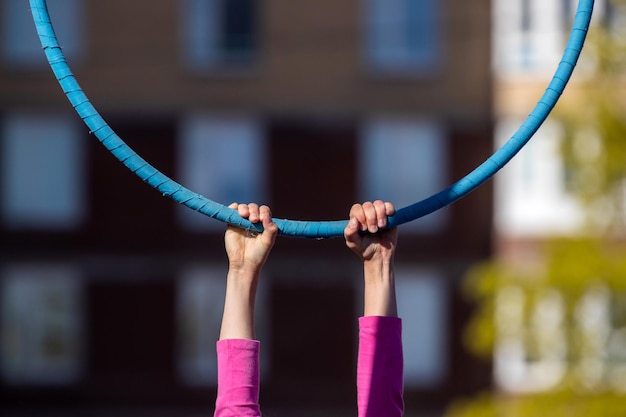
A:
29,0,594,238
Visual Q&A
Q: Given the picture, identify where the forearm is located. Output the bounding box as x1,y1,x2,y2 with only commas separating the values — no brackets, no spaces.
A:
215,339,262,417
357,316,404,417
219,269,260,340
363,257,397,317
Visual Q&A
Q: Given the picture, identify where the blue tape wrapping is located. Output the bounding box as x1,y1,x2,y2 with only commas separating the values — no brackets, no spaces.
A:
29,0,594,238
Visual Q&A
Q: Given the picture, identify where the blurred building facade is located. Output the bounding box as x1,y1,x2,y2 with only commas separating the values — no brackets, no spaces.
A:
1,0,493,415
493,0,621,254
492,0,590,257
491,0,625,396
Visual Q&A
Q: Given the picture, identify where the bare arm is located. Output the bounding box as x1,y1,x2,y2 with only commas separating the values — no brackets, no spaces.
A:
220,203,278,340
346,201,404,417
344,200,398,317
215,203,276,417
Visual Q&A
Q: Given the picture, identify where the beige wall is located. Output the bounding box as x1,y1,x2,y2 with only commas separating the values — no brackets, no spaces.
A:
1,0,492,119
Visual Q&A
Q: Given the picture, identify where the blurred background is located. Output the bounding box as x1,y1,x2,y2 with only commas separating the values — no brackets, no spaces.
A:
1,0,625,416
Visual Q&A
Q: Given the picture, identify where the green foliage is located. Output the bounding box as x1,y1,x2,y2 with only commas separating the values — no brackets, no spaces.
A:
462,238,626,359
449,5,626,414
446,391,626,417
544,238,626,297
558,7,626,231
462,262,534,358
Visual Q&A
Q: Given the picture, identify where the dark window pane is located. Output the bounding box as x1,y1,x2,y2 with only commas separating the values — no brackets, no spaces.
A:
221,0,257,61
521,0,531,32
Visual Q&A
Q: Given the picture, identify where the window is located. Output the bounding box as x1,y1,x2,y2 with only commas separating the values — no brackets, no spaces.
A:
363,0,441,75
493,285,625,393
176,265,270,386
494,118,583,237
1,264,83,385
521,0,532,32
494,286,567,392
561,0,574,29
176,266,225,386
1,111,86,230
177,114,267,231
492,0,569,75
181,0,258,72
359,118,448,233
603,0,626,34
493,0,622,76
396,269,447,387
2,0,84,68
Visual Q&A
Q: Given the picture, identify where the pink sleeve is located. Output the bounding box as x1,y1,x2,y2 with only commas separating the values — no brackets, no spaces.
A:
214,339,262,417
357,316,404,417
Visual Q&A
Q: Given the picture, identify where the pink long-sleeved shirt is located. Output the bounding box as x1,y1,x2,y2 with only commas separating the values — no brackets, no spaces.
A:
214,316,404,417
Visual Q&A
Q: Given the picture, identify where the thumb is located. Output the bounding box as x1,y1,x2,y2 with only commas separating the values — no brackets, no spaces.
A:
344,218,360,243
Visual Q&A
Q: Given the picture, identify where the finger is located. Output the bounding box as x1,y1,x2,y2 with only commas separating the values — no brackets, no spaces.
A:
260,205,278,242
384,201,395,217
247,203,260,223
237,203,250,219
343,217,360,243
362,201,378,233
373,200,387,228
260,204,271,219
226,203,250,236
349,203,368,231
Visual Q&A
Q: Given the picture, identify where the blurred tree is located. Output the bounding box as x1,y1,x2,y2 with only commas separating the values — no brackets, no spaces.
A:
559,0,626,232
446,1,626,415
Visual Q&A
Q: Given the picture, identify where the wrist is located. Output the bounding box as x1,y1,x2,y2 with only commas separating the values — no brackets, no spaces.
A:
223,269,258,315
220,275,258,340
363,255,394,279
226,267,261,290
363,261,397,317
228,262,262,278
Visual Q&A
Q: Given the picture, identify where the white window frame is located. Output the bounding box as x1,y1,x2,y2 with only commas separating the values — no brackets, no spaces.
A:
494,118,583,237
491,0,609,77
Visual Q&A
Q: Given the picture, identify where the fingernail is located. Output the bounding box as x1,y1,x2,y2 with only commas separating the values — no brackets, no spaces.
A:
378,218,385,227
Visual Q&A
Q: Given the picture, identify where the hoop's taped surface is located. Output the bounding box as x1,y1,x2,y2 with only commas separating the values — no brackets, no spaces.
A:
29,0,594,238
